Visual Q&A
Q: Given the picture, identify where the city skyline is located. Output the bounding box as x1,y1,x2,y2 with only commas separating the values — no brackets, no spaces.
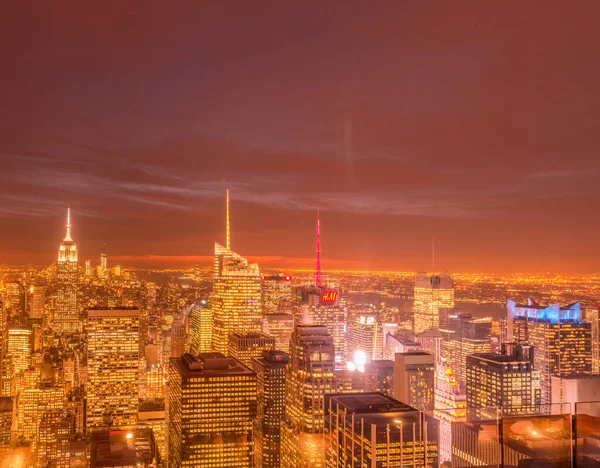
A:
2,2,600,272
3,4,600,467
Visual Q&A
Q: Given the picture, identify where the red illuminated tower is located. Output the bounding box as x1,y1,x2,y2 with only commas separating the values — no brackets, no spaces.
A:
316,210,322,287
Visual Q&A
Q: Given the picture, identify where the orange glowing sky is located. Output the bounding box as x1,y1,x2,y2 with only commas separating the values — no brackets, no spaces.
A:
1,2,600,273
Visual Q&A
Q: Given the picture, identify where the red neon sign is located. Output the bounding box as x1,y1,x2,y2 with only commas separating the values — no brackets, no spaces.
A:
321,290,338,303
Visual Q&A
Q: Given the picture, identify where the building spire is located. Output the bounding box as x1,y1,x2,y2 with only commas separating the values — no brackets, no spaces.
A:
316,210,322,286
226,189,231,250
64,205,73,241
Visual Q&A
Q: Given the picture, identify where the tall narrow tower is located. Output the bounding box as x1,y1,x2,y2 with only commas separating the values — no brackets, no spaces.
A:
100,243,107,277
226,189,231,250
315,210,322,287
56,206,80,333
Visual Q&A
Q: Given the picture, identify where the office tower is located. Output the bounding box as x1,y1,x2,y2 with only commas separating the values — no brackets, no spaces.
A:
466,343,541,418
170,318,187,357
413,273,454,333
168,353,257,468
414,329,443,364
228,332,275,367
30,283,45,319
261,274,293,313
262,313,294,353
91,427,161,467
140,344,164,400
252,350,288,468
507,299,592,404
85,259,92,278
36,409,75,467
7,328,32,374
301,288,347,364
0,397,12,452
347,314,384,362
434,363,467,466
333,368,368,394
86,307,140,427
55,206,80,333
100,244,107,277
385,334,422,359
586,307,600,374
441,314,492,385
211,243,262,354
211,192,262,354
324,393,439,468
189,302,212,354
17,385,64,442
4,281,25,316
138,400,167,461
212,190,262,354
286,325,335,432
394,351,435,410
364,360,395,396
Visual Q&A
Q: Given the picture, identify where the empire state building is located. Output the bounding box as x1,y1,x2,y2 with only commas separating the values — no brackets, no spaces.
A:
55,206,81,333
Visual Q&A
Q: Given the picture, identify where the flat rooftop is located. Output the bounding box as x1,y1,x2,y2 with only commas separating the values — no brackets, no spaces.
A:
325,392,416,415
171,353,254,378
91,427,159,467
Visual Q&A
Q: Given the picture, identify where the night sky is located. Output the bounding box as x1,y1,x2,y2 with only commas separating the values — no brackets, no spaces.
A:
1,2,599,272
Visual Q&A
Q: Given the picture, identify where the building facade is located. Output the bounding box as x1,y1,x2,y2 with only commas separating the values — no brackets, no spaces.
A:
168,353,257,468
393,351,435,411
86,307,140,427
252,350,288,468
466,343,541,418
228,332,276,367
211,243,262,355
55,207,80,333
413,273,454,334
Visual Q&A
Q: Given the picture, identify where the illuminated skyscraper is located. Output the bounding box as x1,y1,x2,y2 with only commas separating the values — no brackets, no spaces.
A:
36,409,75,467
413,273,454,333
228,332,275,367
7,328,32,374
585,307,600,374
100,243,107,277
189,301,212,354
17,385,64,442
252,350,288,468
434,363,467,465
55,206,80,333
466,343,540,419
324,393,439,467
393,351,435,411
286,325,335,432
86,307,140,427
283,325,334,467
261,274,293,313
507,299,592,404
168,353,257,468
301,288,347,364
170,318,187,357
262,313,294,354
85,259,92,278
3,281,24,316
347,314,384,362
30,282,45,319
212,191,262,354
441,314,491,385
